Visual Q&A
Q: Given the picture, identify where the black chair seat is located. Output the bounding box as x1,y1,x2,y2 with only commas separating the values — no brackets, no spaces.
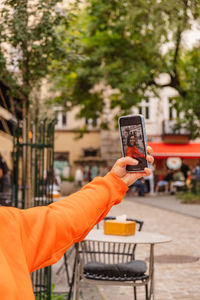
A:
84,260,148,281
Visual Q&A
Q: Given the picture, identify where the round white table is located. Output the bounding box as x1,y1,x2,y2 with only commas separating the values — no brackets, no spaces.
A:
73,229,171,300
85,229,171,245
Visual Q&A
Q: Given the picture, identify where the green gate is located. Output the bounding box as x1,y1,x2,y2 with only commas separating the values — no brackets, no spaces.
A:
12,118,56,299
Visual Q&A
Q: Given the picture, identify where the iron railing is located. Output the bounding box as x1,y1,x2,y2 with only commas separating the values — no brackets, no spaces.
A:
162,120,190,136
12,118,56,299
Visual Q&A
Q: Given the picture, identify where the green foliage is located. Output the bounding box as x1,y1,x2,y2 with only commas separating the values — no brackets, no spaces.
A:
176,191,200,204
173,48,200,139
36,293,67,300
50,0,200,137
35,283,82,300
60,175,75,182
0,0,73,114
51,293,67,300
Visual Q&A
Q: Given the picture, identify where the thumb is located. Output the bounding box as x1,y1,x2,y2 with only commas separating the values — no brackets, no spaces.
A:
115,156,139,168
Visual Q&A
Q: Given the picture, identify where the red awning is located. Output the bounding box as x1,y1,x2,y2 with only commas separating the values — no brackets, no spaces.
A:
148,142,200,158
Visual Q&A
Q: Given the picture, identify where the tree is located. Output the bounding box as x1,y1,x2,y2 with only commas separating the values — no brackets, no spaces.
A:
0,0,74,118
0,0,74,207
50,0,200,137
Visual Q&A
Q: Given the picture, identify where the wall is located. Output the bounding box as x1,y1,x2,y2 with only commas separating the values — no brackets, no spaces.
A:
54,130,101,175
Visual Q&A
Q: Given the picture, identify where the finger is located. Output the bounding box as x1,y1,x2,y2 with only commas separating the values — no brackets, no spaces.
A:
133,167,152,181
146,155,154,164
146,146,153,155
116,157,139,167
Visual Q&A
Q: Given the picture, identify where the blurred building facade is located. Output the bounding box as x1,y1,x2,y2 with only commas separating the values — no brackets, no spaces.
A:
54,83,200,178
1,78,199,179
54,105,102,177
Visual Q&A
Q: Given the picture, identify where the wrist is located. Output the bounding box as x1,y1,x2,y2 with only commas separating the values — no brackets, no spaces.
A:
107,172,129,189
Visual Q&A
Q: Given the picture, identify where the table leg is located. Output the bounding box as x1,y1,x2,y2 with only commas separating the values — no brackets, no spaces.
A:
67,248,77,300
149,244,155,300
73,243,80,300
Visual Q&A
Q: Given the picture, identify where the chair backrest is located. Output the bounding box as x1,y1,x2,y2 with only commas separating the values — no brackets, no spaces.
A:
81,240,136,264
81,217,144,264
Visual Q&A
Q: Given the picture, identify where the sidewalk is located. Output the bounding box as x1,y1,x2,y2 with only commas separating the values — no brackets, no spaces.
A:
52,194,200,300
129,193,200,219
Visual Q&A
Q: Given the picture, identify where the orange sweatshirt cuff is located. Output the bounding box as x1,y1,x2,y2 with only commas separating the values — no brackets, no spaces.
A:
104,172,129,203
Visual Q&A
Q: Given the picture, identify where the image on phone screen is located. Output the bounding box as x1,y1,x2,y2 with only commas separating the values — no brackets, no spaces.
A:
120,122,147,171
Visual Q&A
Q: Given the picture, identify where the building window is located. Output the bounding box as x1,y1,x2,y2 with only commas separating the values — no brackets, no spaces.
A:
54,107,68,129
168,99,180,120
54,152,69,161
85,118,98,128
62,112,67,126
138,99,150,120
169,105,173,120
83,148,99,157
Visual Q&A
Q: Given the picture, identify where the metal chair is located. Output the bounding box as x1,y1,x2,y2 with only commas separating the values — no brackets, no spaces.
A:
73,217,149,300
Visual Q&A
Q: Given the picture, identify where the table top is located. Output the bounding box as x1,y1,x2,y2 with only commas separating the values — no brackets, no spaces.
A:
84,229,172,244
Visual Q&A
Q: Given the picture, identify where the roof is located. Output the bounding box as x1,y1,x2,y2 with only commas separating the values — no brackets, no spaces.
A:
148,142,200,158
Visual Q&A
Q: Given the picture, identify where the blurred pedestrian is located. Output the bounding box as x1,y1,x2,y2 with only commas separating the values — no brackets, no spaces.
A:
87,166,92,182
53,168,61,192
171,169,185,194
181,160,190,180
192,161,200,194
83,166,89,183
186,170,192,191
155,169,174,194
75,166,83,188
0,153,11,205
133,178,146,196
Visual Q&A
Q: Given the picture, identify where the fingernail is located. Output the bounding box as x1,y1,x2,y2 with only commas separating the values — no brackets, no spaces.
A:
133,159,138,164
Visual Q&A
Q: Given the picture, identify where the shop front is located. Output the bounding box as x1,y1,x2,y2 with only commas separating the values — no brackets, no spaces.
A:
148,142,200,180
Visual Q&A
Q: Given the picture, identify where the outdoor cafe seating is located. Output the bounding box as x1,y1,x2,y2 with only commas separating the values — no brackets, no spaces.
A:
73,217,150,300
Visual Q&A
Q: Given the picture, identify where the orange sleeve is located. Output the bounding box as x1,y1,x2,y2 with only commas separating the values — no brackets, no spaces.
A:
11,172,128,273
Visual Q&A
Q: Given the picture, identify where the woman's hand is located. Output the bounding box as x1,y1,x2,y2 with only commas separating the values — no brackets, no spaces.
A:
111,146,154,186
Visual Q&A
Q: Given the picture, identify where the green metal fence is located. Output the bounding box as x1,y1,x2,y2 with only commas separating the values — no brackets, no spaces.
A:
12,118,56,300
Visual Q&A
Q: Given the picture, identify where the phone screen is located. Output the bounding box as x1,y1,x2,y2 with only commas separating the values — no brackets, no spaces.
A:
119,115,147,172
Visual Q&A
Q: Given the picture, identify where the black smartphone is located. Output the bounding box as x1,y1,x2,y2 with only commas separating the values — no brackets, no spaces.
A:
118,114,148,172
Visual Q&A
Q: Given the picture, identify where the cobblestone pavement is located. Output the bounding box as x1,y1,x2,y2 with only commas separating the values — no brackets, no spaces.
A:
97,196,200,300
52,195,200,300
131,194,200,219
